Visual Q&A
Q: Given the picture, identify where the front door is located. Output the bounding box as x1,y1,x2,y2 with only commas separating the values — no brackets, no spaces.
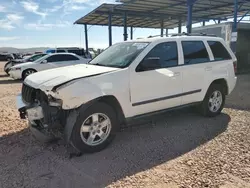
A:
38,54,78,71
130,42,183,116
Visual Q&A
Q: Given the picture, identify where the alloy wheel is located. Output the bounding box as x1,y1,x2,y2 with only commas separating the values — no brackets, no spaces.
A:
80,113,112,146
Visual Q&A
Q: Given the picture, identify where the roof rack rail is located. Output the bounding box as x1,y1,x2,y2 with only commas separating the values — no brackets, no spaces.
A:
171,32,217,37
147,32,217,39
147,35,164,38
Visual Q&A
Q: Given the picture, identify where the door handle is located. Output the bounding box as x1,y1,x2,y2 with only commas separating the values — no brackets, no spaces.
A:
174,72,180,76
205,66,212,71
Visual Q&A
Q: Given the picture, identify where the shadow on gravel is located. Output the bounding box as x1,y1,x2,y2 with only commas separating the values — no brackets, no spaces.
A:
225,104,250,111
0,74,8,78
0,109,230,188
0,79,22,84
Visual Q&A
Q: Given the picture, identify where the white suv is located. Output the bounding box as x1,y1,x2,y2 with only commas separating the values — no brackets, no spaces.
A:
16,34,237,153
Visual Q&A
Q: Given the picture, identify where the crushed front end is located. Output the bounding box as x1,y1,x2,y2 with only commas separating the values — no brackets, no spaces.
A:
17,83,69,141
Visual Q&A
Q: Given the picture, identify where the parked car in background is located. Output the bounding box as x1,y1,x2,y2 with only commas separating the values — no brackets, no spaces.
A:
4,53,47,74
9,53,90,80
16,34,237,153
45,47,92,59
0,54,14,61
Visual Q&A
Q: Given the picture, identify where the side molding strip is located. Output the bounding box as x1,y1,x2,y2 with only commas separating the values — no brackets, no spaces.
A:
132,89,202,106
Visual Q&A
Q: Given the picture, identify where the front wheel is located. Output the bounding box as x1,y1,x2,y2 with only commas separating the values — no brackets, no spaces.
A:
4,62,12,74
22,69,36,80
200,84,225,117
70,102,118,153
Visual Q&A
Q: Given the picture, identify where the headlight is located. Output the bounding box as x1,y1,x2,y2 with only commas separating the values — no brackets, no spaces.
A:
11,67,21,71
47,94,62,107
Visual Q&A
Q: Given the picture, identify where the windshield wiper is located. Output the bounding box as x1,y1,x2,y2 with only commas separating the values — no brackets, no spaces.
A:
91,63,107,67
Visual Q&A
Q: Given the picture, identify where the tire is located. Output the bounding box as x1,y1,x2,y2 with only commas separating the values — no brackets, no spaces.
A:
4,62,12,74
200,84,226,117
70,102,118,153
22,69,36,80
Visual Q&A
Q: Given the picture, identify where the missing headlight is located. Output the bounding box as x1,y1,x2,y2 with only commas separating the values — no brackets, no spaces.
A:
47,94,62,107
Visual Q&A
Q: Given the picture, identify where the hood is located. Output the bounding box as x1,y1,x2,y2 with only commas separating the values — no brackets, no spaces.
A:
12,59,25,63
12,62,36,69
24,64,119,91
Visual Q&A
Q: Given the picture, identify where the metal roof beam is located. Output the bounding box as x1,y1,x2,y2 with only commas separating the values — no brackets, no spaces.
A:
238,10,250,22
191,2,235,14
95,10,181,20
149,2,185,13
95,9,215,22
238,0,250,11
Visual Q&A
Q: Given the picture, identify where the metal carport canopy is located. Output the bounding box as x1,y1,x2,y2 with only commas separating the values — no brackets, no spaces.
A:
74,0,250,51
74,0,250,28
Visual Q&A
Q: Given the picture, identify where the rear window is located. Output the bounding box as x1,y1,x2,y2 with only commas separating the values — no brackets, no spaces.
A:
182,41,210,64
68,49,85,57
208,41,232,61
57,50,66,53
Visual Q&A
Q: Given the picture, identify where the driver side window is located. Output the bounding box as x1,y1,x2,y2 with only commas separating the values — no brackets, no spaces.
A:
136,42,178,72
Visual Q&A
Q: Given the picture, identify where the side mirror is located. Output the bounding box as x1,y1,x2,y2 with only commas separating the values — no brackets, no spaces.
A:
41,60,47,64
136,57,161,72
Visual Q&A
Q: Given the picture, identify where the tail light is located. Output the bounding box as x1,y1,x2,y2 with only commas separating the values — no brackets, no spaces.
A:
233,60,237,74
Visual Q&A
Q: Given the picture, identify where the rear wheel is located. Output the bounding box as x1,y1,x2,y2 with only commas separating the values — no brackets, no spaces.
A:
22,69,36,80
70,102,118,153
200,84,225,117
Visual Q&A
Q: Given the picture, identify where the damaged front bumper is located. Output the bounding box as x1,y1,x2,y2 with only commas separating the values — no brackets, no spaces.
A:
16,94,44,121
16,93,67,141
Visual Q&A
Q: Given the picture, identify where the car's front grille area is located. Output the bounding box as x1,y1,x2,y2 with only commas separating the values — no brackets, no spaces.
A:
22,83,37,104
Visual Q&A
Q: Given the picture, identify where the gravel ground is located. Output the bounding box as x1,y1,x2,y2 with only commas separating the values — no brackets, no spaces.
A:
0,61,249,188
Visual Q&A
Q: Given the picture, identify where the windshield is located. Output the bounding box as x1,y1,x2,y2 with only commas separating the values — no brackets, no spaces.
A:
33,54,50,63
89,42,149,68
27,54,45,61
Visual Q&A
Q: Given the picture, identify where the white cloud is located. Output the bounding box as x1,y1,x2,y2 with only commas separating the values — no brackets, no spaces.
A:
0,13,24,30
71,5,86,10
0,5,6,12
6,14,24,24
21,1,47,17
47,5,63,13
69,0,116,3
68,0,89,3
0,20,15,30
25,21,70,30
0,37,20,41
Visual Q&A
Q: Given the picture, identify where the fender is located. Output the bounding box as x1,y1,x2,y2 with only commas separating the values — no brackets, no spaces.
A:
55,78,115,110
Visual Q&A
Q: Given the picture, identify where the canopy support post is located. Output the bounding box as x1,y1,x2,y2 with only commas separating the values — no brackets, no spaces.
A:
160,19,164,37
123,12,128,41
178,20,182,33
84,24,88,54
108,13,112,46
130,27,133,40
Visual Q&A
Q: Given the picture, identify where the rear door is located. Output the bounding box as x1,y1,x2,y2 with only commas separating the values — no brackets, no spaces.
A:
47,54,79,67
180,40,212,105
206,40,235,91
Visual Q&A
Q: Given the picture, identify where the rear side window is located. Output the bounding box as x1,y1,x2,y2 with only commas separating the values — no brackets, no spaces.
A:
57,50,66,53
182,41,210,64
208,41,232,61
64,54,79,61
46,55,62,62
68,49,86,57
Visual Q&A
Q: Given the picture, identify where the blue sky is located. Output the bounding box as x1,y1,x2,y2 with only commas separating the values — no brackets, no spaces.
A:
0,0,165,49
0,0,242,49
